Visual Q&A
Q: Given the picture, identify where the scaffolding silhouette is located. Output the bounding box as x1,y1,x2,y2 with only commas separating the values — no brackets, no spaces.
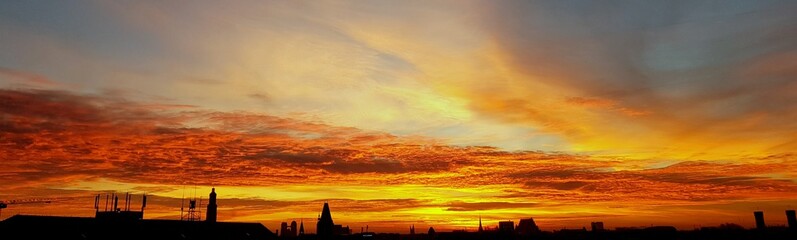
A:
180,190,202,222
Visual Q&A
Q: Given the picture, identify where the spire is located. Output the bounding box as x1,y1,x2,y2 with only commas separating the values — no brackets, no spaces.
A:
299,219,305,235
320,202,332,222
478,215,483,232
317,202,335,238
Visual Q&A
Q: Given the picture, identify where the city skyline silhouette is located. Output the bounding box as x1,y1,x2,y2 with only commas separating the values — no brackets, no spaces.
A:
1,0,797,239
1,188,796,239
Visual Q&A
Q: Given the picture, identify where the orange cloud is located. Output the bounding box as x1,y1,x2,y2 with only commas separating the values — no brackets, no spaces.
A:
402,1,797,159
1,88,796,231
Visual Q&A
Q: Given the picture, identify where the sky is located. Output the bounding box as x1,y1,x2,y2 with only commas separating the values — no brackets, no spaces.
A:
1,0,796,233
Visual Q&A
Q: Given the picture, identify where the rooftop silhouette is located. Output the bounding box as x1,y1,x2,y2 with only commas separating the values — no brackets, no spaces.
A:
2,191,796,240
317,202,335,239
0,188,278,240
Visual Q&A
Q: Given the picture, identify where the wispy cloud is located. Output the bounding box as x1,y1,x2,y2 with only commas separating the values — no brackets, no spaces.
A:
1,0,796,232
1,88,795,230
0,67,60,86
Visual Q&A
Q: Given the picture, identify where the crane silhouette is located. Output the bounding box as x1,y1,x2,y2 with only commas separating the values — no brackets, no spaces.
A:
0,198,56,218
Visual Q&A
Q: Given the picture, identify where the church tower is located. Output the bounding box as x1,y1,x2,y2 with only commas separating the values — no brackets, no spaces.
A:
317,202,334,238
206,188,217,222
478,215,483,232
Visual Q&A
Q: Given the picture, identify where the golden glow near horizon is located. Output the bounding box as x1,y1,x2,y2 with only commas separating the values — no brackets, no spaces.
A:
1,0,797,233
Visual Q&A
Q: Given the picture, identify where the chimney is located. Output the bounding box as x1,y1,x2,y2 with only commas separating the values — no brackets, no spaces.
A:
754,211,765,229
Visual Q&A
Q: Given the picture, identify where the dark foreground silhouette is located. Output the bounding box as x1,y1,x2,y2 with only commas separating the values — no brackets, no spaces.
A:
3,214,797,240
2,188,795,240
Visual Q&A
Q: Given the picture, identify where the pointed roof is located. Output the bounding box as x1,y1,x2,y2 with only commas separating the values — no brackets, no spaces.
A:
321,203,332,220
478,215,483,232
320,202,333,222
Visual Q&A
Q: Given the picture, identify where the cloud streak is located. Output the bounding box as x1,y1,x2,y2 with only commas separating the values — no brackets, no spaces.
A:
1,0,796,232
1,88,796,230
463,0,797,158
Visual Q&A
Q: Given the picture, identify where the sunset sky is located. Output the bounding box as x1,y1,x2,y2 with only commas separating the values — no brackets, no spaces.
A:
1,0,797,233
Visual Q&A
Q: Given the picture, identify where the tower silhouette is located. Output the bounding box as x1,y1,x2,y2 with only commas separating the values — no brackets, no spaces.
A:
291,220,298,237
280,222,289,237
478,215,483,232
754,211,765,229
206,188,217,222
299,219,305,236
317,202,334,238
787,210,796,229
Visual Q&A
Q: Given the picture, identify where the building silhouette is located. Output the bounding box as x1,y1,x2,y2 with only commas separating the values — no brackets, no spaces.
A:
94,193,145,221
591,222,605,232
517,218,540,234
277,220,299,238
280,222,289,237
0,188,276,240
317,202,334,238
0,215,276,240
333,224,351,235
291,220,298,237
498,221,514,233
8,189,797,240
754,211,766,229
206,188,217,223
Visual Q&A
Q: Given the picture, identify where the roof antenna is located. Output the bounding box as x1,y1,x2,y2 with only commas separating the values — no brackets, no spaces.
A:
141,194,147,212
181,186,185,221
